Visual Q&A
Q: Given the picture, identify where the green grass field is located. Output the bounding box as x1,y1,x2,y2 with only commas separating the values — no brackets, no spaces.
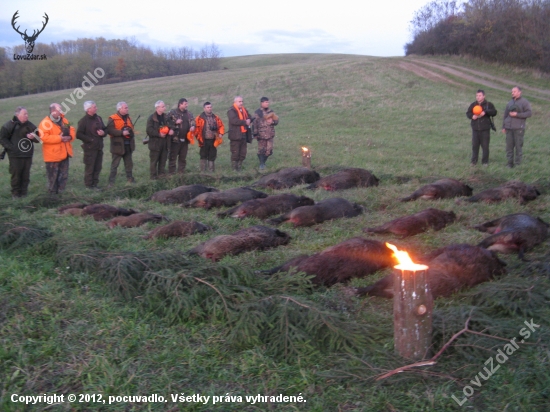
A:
1,54,549,411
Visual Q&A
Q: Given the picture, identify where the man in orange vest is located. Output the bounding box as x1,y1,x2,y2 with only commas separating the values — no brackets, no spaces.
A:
37,103,75,195
227,96,252,171
107,102,136,186
194,102,225,172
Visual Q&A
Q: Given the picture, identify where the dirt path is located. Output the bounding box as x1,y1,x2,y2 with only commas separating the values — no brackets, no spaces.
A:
426,61,550,96
400,58,550,102
397,62,464,87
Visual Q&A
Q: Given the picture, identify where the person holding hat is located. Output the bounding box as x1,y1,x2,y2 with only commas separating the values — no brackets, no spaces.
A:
253,97,279,171
502,86,531,168
194,102,224,172
146,100,173,179
106,101,136,186
167,98,195,174
466,89,497,166
38,103,75,195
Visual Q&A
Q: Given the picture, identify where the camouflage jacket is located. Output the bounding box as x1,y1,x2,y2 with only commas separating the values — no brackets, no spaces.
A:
253,108,279,140
167,108,195,139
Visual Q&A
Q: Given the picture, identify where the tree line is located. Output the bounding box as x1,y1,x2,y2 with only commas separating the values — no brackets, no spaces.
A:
0,38,222,98
405,0,550,72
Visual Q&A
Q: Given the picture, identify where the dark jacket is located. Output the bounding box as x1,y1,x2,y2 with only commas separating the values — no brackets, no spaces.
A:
0,116,37,158
146,111,169,152
227,105,252,142
77,113,107,151
107,113,135,155
466,100,497,131
502,96,532,130
167,108,195,141
253,107,279,139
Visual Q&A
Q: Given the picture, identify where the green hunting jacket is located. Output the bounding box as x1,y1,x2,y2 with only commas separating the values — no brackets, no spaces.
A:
0,117,37,158
502,97,532,130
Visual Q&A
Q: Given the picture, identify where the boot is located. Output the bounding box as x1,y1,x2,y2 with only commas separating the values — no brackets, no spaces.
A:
237,160,243,171
232,161,238,171
200,159,207,172
258,154,265,171
208,161,215,172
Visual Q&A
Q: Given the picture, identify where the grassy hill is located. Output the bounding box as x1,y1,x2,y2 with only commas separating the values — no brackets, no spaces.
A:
1,54,549,411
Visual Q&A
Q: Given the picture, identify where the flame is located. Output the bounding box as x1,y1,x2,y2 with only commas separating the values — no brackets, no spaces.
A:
386,243,428,271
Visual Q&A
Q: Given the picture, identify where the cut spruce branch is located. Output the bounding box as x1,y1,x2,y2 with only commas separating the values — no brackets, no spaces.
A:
51,245,372,359
375,314,538,381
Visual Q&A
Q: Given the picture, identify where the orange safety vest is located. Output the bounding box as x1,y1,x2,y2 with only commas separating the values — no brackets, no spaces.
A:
109,113,134,132
195,114,225,147
38,115,75,162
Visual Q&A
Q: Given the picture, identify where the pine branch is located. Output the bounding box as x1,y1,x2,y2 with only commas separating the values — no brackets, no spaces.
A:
375,311,538,381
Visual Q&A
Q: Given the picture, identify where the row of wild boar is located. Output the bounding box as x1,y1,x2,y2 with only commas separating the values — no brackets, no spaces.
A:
57,167,548,299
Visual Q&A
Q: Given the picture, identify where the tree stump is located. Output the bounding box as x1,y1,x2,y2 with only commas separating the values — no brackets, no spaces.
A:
393,267,433,360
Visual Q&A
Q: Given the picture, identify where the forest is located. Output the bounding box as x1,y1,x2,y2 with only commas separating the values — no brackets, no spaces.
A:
405,0,550,72
0,38,221,98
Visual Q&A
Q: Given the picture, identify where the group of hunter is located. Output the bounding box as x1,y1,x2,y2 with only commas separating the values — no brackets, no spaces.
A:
0,96,278,198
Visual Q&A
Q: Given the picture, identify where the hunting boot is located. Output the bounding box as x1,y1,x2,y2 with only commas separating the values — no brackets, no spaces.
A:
200,159,207,172
258,154,266,171
208,161,215,172
232,161,238,171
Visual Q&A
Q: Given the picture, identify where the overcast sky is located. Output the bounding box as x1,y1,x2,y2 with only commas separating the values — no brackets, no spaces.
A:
0,0,430,57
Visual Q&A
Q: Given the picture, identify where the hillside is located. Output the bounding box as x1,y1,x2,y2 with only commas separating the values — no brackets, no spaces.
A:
1,54,549,411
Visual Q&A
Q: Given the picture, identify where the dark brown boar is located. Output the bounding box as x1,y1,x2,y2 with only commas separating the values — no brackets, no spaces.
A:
254,167,321,189
263,238,394,286
306,168,379,191
356,244,506,298
107,213,167,229
464,180,540,205
184,187,268,209
217,194,315,219
81,204,138,221
401,178,473,202
475,213,549,259
149,184,218,204
365,208,456,237
143,221,211,240
267,197,363,227
189,225,291,261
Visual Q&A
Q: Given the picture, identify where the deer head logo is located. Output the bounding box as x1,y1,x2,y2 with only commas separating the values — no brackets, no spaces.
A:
11,11,49,54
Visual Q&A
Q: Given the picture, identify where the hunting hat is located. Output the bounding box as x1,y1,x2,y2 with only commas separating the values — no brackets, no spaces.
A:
264,112,279,121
